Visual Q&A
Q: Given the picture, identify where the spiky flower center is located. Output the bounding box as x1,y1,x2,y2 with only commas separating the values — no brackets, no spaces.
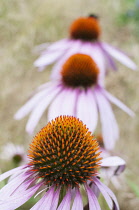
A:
61,53,99,88
69,16,101,41
28,116,101,187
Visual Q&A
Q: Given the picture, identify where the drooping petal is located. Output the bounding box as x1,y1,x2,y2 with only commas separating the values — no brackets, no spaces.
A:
93,178,113,209
0,183,41,210
34,39,71,70
94,87,119,150
93,177,119,210
102,89,135,117
101,43,137,70
76,88,98,132
0,166,24,182
48,87,78,121
14,84,53,120
26,84,62,134
34,50,65,70
71,188,83,210
0,171,31,199
30,186,55,210
85,184,101,210
51,187,61,210
98,42,117,71
101,156,126,168
57,188,71,210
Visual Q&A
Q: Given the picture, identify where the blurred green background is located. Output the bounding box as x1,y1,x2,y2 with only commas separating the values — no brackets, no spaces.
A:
0,0,139,209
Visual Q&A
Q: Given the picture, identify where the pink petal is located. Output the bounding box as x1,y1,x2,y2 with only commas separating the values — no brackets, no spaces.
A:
102,89,135,117
0,171,31,199
76,88,98,132
34,50,65,68
94,87,119,150
57,188,71,210
102,43,137,70
85,184,101,210
26,84,62,134
30,186,55,210
101,156,126,167
48,87,78,121
94,177,119,210
93,178,113,209
0,183,41,210
14,86,52,120
0,166,24,182
51,188,61,210
71,188,83,210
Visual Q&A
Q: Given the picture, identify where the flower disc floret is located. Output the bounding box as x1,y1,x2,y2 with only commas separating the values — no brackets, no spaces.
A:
69,16,101,41
28,116,101,187
61,53,99,88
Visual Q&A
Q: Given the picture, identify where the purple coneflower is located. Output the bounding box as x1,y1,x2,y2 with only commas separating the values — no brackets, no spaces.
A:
0,116,119,210
0,142,27,165
15,53,134,150
34,14,136,77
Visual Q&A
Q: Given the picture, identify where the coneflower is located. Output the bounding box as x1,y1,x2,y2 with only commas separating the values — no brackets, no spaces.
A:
15,54,134,150
0,116,119,210
34,14,136,77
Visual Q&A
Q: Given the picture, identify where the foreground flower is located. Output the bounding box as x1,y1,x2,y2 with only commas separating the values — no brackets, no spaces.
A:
34,14,136,77
15,54,134,150
0,142,27,165
0,116,119,210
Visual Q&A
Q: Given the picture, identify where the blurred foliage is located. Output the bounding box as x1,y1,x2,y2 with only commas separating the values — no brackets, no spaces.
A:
127,179,139,198
118,0,139,36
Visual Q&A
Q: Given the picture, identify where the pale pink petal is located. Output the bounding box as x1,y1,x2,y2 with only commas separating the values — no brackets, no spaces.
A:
71,188,83,210
94,177,119,210
50,40,82,80
34,50,65,69
14,85,53,120
26,85,62,134
46,38,71,51
94,87,119,150
101,156,126,167
51,188,61,210
85,184,101,210
102,89,135,117
76,88,98,132
48,88,78,121
0,183,41,210
57,189,71,210
0,171,31,199
93,178,113,209
30,186,55,210
102,43,137,70
0,166,24,182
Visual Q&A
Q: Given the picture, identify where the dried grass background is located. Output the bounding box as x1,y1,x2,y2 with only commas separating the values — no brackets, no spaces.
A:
0,0,139,209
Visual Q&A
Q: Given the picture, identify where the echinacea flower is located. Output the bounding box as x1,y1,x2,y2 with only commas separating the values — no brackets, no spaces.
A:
0,142,27,166
15,53,134,150
0,116,119,210
34,14,136,78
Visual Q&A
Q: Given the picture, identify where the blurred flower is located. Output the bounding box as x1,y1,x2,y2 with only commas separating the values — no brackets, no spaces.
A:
97,134,126,189
34,14,136,78
0,116,119,210
0,142,27,165
15,54,134,150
